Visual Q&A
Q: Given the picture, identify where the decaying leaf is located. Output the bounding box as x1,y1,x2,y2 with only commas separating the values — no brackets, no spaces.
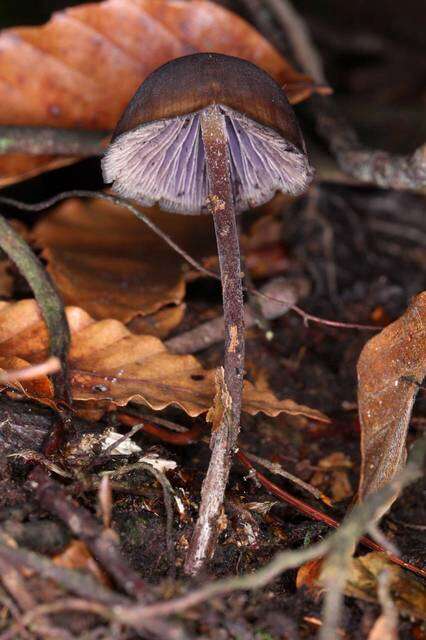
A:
310,452,353,502
345,553,426,621
357,292,426,503
33,198,214,323
0,299,328,422
297,553,426,620
0,0,320,186
53,540,111,587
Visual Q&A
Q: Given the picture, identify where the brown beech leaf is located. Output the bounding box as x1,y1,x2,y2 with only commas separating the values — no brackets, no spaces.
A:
357,292,426,503
345,553,426,620
33,197,215,323
297,553,425,620
0,299,328,422
53,540,111,587
0,0,319,186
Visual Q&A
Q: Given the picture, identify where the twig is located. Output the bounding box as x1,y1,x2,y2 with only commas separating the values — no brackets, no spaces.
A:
244,451,332,505
166,277,304,354
19,599,186,640
0,356,60,383
0,126,108,156
101,422,146,456
368,570,399,640
0,585,33,640
102,462,177,578
112,445,423,626
28,466,146,598
0,214,70,403
258,0,426,190
0,190,379,332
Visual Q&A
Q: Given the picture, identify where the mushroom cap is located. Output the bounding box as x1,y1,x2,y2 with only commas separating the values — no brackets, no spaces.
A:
112,53,305,151
103,53,313,214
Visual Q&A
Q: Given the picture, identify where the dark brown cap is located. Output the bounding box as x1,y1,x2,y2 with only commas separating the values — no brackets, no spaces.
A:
112,53,305,152
103,53,313,214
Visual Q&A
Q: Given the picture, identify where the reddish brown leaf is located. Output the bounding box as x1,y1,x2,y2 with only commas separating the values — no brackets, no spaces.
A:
0,299,328,422
0,0,320,186
33,198,215,323
357,292,426,502
53,540,111,587
297,553,425,620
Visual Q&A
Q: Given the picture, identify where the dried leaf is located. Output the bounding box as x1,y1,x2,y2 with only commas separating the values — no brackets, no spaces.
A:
297,553,425,621
345,553,426,621
53,540,111,587
33,198,215,323
0,299,328,422
310,452,353,502
357,292,426,503
0,0,318,186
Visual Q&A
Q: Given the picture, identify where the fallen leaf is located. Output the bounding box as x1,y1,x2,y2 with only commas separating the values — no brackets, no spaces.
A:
0,299,328,422
310,452,353,502
33,197,214,323
297,553,425,621
0,0,320,186
296,558,323,594
53,539,111,587
127,303,186,339
345,553,426,621
357,292,426,505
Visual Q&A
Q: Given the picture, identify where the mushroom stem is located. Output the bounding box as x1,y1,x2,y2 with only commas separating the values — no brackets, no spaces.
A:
185,106,245,575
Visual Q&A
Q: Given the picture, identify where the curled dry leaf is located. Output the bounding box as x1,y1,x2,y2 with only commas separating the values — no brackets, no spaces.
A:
53,539,111,587
357,292,426,504
345,553,426,621
297,553,426,620
0,0,319,186
33,198,214,324
0,299,328,422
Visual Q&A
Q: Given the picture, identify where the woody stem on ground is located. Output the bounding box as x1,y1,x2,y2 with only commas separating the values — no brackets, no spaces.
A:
0,126,108,156
184,106,245,575
0,214,70,403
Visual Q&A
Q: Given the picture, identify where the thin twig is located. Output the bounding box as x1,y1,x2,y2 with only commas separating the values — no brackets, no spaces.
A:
0,356,60,383
102,461,177,578
0,190,379,332
0,533,126,606
245,451,332,505
166,277,304,354
0,214,70,403
258,0,426,190
29,466,146,598
0,126,108,156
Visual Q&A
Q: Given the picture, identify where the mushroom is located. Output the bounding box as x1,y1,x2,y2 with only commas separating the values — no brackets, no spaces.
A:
102,52,313,573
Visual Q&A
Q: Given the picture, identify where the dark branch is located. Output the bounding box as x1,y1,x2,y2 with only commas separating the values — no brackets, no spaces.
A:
0,126,108,156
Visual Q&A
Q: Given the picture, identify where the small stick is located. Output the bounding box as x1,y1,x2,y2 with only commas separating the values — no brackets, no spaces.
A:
28,467,146,598
245,451,332,505
0,356,60,383
166,277,303,354
0,126,108,156
0,215,70,404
